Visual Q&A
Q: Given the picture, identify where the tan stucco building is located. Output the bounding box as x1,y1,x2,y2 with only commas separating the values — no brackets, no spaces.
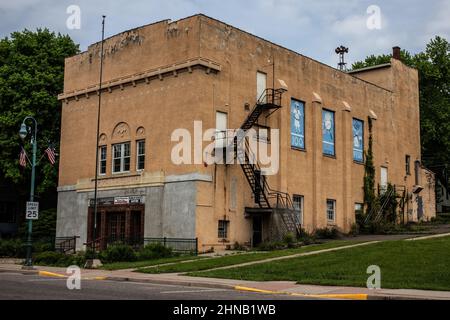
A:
56,14,435,251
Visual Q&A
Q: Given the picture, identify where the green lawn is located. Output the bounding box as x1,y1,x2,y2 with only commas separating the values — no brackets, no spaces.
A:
101,255,204,270
137,241,356,274
191,236,450,291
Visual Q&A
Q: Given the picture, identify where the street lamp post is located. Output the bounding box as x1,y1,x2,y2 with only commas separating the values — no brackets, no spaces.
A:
19,116,38,268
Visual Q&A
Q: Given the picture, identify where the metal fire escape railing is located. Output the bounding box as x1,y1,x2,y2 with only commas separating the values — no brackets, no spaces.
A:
229,88,302,236
364,184,406,224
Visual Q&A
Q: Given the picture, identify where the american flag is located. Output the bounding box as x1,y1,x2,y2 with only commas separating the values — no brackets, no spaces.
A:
19,147,27,167
45,145,56,165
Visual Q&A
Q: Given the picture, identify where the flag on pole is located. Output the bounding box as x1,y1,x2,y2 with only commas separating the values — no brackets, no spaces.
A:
19,147,27,167
44,145,56,165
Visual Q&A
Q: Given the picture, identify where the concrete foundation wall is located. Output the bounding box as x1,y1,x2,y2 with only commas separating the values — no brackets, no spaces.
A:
56,179,197,250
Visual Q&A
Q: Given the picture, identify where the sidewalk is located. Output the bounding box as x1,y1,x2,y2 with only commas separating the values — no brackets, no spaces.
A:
1,262,449,300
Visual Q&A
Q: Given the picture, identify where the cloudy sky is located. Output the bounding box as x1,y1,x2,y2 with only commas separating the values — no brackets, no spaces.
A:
0,0,449,67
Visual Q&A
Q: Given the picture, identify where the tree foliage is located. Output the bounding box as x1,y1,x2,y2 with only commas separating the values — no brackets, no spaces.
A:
0,29,79,196
352,36,450,178
363,117,377,216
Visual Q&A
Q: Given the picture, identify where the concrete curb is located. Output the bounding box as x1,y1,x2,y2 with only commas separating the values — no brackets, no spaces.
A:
234,285,368,300
0,268,106,281
38,270,107,281
104,276,236,290
0,268,39,276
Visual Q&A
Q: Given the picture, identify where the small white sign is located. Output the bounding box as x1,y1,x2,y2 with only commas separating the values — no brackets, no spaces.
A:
114,197,129,205
26,201,39,220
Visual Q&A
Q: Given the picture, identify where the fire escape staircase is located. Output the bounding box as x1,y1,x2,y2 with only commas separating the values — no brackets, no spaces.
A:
363,185,407,224
229,88,302,238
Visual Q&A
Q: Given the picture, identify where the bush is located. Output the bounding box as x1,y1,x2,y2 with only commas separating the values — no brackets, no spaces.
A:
0,239,24,257
34,251,67,266
282,233,296,248
348,223,360,237
233,242,247,251
314,227,339,239
138,243,173,260
33,242,54,253
298,229,316,245
18,209,57,240
99,244,137,263
257,241,285,251
70,251,87,267
33,251,87,267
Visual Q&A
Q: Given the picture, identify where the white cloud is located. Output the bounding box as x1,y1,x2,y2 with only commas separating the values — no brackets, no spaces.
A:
426,0,450,38
332,15,369,36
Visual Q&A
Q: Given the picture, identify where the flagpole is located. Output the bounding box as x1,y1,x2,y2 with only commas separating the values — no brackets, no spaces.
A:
92,15,106,252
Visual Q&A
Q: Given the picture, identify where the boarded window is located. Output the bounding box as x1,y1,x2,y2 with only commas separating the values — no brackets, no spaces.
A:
380,167,388,194
215,111,228,149
352,118,364,162
291,99,305,150
257,71,267,102
322,109,335,156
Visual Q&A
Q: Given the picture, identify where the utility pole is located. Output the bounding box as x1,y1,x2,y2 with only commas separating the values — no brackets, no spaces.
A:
92,15,106,252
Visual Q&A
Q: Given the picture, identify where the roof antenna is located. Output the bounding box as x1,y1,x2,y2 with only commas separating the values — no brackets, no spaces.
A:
335,45,349,71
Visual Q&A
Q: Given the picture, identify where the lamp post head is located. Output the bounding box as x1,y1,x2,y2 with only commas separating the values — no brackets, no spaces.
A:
19,123,28,140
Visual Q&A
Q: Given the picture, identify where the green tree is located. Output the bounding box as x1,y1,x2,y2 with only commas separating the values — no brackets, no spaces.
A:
0,29,79,199
351,50,414,70
363,117,377,217
351,36,450,173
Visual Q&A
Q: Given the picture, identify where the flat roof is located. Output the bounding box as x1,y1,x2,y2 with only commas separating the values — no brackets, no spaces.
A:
348,63,392,74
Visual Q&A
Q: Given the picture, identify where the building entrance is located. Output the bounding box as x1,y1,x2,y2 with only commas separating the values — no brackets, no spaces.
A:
87,204,144,250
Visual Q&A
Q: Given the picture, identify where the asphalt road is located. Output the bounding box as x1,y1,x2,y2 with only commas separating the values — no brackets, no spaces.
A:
0,272,313,300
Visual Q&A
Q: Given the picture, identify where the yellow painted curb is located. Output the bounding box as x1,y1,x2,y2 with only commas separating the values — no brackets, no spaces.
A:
291,293,368,300
234,286,367,300
38,271,67,278
234,286,280,295
38,271,106,281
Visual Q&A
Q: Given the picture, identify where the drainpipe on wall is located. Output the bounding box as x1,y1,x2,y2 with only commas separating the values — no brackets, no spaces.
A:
413,160,424,194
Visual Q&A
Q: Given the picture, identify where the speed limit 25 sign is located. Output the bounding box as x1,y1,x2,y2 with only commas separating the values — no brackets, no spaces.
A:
26,201,39,220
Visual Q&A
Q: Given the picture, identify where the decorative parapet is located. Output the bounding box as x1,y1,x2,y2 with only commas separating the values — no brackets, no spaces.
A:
58,57,221,103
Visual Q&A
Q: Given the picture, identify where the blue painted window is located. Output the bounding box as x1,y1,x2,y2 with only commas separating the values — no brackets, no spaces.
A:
322,109,335,156
291,99,305,149
352,118,364,162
